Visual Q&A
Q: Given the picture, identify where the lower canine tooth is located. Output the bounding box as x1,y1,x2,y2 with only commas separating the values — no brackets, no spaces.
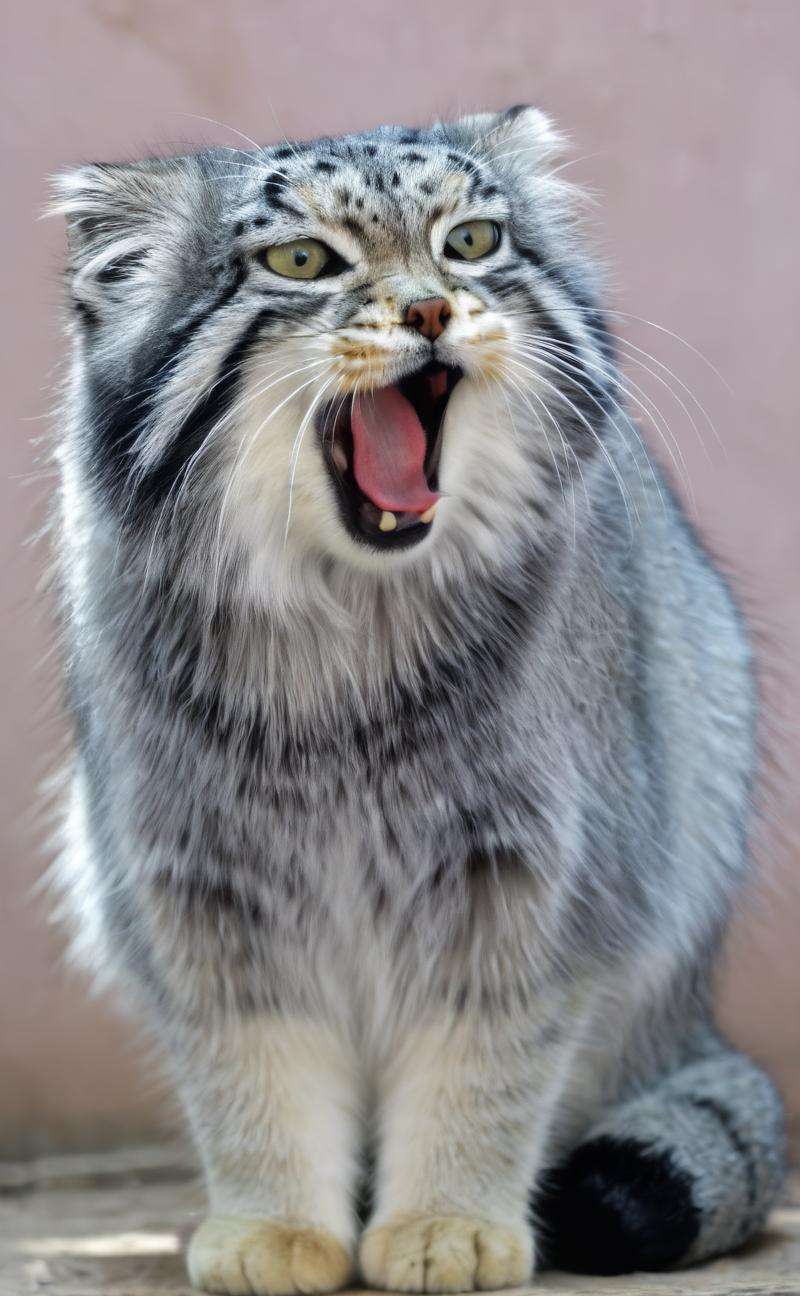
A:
332,443,347,472
379,510,397,532
420,504,437,524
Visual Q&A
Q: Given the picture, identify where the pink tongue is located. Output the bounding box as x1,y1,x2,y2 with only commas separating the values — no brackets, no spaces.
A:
351,386,439,513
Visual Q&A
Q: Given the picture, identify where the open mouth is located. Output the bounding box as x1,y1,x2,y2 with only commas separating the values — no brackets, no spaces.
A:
318,362,463,550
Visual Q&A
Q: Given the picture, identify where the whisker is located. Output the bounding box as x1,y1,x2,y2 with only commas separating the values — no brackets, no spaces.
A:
497,374,577,548
501,353,637,536
508,339,650,505
284,377,337,546
170,112,271,163
602,308,733,395
497,302,723,463
135,353,332,577
496,366,572,519
542,302,730,450
162,355,332,521
507,338,675,513
518,334,697,510
211,366,335,598
605,334,722,458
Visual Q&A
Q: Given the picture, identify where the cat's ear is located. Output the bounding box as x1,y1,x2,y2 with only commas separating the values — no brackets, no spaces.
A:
48,157,208,316
453,105,564,171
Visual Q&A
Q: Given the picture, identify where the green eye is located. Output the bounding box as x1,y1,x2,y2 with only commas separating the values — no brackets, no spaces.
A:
444,219,501,261
263,238,331,279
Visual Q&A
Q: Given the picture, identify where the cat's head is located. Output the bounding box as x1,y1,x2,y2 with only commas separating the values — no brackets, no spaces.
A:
54,108,612,594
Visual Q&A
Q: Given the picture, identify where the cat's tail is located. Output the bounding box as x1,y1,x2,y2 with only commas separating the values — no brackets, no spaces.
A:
535,1039,787,1275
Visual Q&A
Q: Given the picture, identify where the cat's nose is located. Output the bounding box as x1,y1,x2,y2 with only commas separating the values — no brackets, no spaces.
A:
404,297,452,341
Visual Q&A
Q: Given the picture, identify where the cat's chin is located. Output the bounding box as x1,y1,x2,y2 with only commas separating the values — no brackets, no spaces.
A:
318,363,462,554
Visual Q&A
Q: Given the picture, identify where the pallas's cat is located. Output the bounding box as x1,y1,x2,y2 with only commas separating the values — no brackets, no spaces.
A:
50,108,784,1293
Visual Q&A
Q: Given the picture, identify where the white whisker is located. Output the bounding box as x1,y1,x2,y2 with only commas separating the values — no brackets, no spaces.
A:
212,367,334,595
502,353,637,536
507,338,674,514
284,377,338,547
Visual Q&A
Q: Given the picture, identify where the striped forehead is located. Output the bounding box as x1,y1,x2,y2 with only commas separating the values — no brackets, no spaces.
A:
233,140,493,241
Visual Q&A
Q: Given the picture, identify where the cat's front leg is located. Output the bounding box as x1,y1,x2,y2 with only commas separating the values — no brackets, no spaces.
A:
178,1014,358,1296
361,1003,578,1293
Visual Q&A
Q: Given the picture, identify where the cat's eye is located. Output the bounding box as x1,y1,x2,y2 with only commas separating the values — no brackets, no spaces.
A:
444,220,501,262
262,238,333,280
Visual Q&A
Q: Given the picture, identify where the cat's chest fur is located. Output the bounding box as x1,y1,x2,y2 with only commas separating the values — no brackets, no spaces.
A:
83,529,574,878
93,601,566,1022
70,523,596,1019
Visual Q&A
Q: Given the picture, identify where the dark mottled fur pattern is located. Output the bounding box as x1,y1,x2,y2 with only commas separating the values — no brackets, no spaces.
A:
50,108,785,1292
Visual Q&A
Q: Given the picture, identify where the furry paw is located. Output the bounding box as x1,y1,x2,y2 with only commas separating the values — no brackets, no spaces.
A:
187,1216,353,1295
359,1215,533,1292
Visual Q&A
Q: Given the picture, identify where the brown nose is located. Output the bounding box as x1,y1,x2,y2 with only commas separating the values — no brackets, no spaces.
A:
404,296,452,341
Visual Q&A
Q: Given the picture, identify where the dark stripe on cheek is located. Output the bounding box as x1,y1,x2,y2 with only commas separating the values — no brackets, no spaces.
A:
510,234,545,272
135,292,332,516
528,291,615,435
134,307,278,512
584,307,617,365
84,259,249,499
511,232,614,365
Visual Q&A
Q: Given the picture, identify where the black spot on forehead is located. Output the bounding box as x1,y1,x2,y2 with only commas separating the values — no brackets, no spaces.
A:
403,151,426,163
263,171,305,216
315,159,336,174
364,144,377,156
274,146,294,160
264,172,284,200
392,172,401,187
441,150,483,183
418,181,434,195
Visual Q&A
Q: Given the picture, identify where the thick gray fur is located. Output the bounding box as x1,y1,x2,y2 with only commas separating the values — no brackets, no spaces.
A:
48,107,785,1291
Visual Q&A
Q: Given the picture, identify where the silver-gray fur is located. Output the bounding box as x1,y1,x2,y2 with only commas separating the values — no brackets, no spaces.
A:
49,107,785,1293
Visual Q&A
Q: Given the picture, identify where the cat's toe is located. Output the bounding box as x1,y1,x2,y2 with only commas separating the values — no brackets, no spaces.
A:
187,1216,353,1295
359,1215,533,1292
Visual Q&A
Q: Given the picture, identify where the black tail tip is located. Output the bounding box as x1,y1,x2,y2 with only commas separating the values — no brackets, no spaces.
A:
535,1135,701,1275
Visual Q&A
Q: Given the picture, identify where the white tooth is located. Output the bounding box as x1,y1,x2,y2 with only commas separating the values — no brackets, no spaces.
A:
379,510,397,532
420,504,438,524
332,443,347,472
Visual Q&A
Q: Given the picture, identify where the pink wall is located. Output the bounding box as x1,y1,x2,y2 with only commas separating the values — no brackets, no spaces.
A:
1,0,798,1155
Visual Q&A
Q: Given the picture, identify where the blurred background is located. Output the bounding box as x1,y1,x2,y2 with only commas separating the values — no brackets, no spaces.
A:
1,0,798,1160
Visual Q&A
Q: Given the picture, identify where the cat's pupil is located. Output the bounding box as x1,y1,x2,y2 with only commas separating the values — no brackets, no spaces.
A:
463,231,473,246
294,250,308,266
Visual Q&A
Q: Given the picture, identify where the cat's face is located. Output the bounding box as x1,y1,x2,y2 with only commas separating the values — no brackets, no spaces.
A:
55,108,610,587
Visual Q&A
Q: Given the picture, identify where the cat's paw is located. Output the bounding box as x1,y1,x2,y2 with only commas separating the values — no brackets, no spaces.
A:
359,1215,533,1292
187,1216,353,1295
